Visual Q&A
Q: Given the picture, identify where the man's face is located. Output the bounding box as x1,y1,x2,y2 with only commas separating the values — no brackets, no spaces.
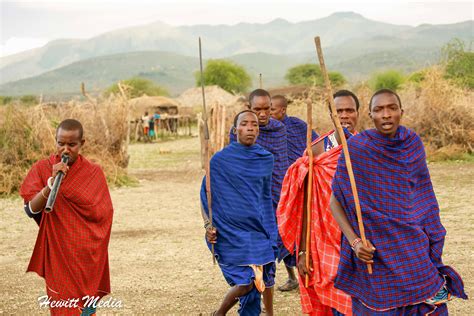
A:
270,98,286,122
250,95,271,126
56,128,85,165
334,96,359,134
369,92,404,138
236,112,259,146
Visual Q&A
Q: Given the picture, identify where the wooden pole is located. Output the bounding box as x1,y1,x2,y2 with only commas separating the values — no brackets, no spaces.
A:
305,99,314,287
221,104,226,149
259,73,263,89
199,37,216,264
314,36,372,274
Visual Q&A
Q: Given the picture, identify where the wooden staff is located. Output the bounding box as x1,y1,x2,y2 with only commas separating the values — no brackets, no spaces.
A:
305,99,314,287
259,73,263,88
199,37,216,264
314,36,372,274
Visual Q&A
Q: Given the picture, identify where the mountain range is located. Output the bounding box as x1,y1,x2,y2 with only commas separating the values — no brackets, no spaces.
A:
0,12,472,97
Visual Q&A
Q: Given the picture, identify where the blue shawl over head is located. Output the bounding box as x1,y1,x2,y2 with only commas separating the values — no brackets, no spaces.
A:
230,118,289,212
201,142,277,265
332,126,467,310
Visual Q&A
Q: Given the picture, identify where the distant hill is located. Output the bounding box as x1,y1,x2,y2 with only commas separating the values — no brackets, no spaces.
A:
0,12,472,97
0,51,303,97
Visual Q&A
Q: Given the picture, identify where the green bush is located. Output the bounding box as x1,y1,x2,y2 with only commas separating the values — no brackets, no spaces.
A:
285,64,346,87
106,77,169,98
407,70,426,84
19,95,38,105
442,39,474,89
0,96,13,105
370,70,405,91
195,59,251,94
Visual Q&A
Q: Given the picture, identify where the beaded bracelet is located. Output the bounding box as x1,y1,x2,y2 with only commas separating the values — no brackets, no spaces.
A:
351,238,362,251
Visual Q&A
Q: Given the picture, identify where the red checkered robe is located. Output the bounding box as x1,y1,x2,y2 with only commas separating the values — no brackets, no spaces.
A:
20,154,113,315
277,131,352,316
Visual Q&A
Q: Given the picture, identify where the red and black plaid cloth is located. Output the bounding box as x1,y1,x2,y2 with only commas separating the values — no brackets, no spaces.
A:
277,131,352,316
332,126,467,313
20,154,113,315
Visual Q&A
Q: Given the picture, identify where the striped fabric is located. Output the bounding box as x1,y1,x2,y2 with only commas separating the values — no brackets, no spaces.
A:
282,115,318,166
278,116,318,265
331,126,467,313
200,142,277,265
230,118,289,213
277,131,352,316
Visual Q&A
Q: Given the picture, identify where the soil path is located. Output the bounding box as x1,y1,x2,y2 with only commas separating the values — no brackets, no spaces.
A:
1,137,472,314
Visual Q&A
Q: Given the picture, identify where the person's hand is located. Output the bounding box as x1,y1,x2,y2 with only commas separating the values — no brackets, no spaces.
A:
354,239,376,263
206,227,217,244
297,251,313,277
52,161,69,179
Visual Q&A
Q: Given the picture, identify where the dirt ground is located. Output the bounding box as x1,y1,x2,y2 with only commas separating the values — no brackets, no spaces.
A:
0,136,472,315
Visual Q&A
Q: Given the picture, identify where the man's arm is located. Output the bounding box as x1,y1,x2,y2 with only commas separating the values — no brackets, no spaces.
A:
330,193,375,263
200,193,217,244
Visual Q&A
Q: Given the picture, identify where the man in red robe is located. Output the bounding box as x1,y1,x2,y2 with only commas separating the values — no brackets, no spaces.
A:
277,90,360,315
20,119,113,316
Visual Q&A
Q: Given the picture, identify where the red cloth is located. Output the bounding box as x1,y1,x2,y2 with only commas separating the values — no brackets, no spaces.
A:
277,131,352,316
20,154,113,315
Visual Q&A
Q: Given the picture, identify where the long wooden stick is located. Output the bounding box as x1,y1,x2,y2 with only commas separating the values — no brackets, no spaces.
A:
305,99,314,287
314,37,372,274
259,73,263,88
199,37,216,265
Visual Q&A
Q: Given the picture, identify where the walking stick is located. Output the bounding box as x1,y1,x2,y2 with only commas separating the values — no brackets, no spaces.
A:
314,37,372,274
259,73,263,89
199,37,216,265
305,99,313,287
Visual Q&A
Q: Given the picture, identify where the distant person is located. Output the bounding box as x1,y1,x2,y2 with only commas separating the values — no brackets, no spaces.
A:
20,119,113,315
148,114,156,139
229,89,289,313
270,94,318,292
278,90,360,315
142,111,149,138
202,110,276,315
330,89,467,314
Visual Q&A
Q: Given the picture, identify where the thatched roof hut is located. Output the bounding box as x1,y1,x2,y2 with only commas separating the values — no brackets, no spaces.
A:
176,85,243,108
129,95,181,118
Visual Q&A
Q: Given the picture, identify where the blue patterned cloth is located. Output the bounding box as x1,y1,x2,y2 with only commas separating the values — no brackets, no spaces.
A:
332,126,467,313
229,118,288,235
282,115,318,166
201,142,277,315
201,142,277,265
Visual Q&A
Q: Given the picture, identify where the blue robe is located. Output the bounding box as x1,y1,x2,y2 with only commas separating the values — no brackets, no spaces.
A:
229,118,288,250
201,142,277,315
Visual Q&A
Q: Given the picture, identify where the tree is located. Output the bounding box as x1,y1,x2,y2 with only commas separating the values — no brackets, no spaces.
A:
442,39,474,89
370,70,405,91
285,64,346,87
19,95,38,105
106,77,169,98
195,59,251,94
0,96,13,105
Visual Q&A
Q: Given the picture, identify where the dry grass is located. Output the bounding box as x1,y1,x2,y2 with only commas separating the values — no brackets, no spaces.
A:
402,68,473,159
0,94,131,196
287,69,473,160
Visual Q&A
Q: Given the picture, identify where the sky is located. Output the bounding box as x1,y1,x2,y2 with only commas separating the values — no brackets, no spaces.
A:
1,0,473,57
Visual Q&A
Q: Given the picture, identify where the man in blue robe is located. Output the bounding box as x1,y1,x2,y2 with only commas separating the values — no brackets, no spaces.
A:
202,110,277,316
330,89,467,315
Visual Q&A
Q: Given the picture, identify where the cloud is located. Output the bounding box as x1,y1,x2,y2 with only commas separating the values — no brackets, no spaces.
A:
0,37,49,57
